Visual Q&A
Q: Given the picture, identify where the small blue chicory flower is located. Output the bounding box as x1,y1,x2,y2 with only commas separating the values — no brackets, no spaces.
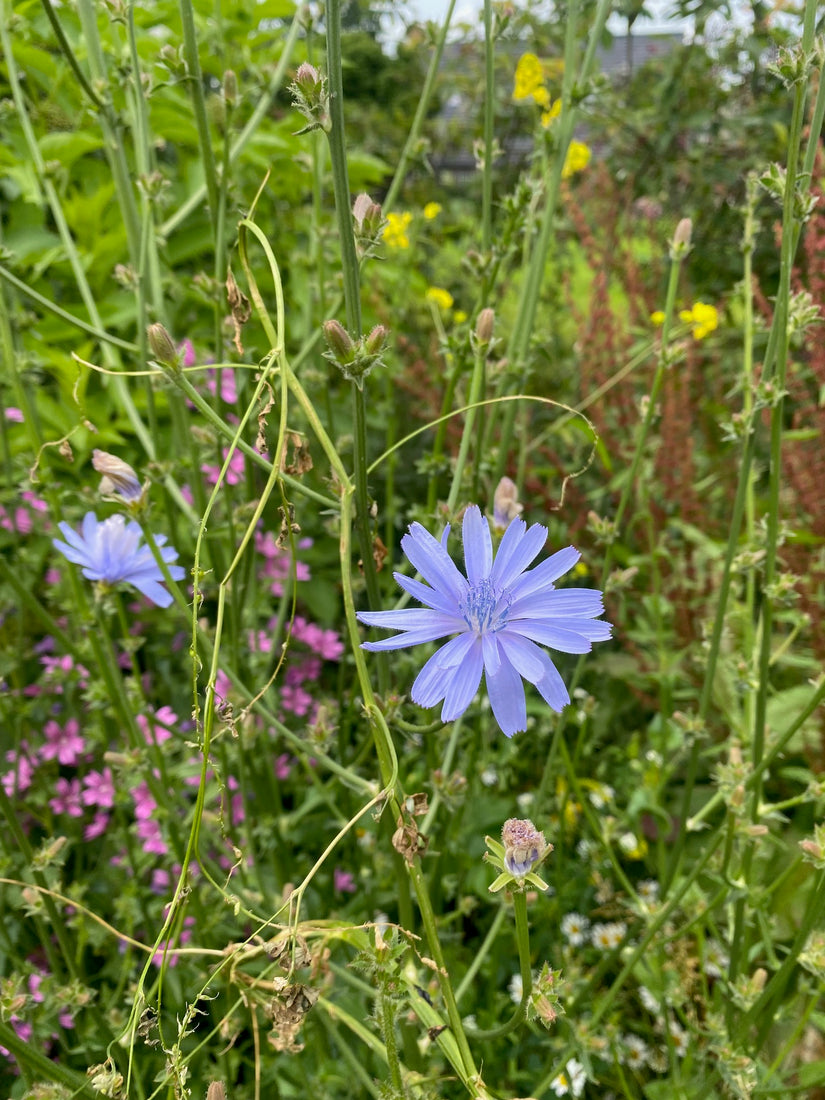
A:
53,512,185,608
357,505,611,737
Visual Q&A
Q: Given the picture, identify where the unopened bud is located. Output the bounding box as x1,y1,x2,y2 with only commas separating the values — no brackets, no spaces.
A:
323,320,356,364
353,192,374,229
294,61,321,91
475,308,495,345
147,323,179,367
493,476,522,530
206,1084,227,1100
92,450,143,502
290,63,330,134
670,217,693,259
364,324,388,356
223,70,237,106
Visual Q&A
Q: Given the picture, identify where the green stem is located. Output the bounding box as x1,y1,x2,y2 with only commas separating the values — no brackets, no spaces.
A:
160,6,306,238
468,891,532,1041
480,0,494,256
178,0,220,225
324,0,387,689
446,347,487,515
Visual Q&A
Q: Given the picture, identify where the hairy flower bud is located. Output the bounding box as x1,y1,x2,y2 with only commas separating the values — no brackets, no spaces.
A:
475,307,495,346
670,217,693,260
294,61,321,92
323,320,357,365
223,70,238,107
363,325,388,357
290,62,330,133
147,323,179,367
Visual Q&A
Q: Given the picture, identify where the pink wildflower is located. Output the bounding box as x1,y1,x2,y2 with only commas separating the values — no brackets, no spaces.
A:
274,753,292,780
84,813,109,841
334,868,357,894
131,782,157,820
136,817,167,856
206,368,238,404
82,768,115,809
292,616,344,660
280,683,313,716
22,491,48,513
41,718,85,765
50,777,84,817
2,749,34,796
201,448,245,486
136,705,177,746
5,407,24,422
178,339,196,367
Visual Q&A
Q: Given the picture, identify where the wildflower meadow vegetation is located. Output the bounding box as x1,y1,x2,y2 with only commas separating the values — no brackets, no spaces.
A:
2,0,825,1097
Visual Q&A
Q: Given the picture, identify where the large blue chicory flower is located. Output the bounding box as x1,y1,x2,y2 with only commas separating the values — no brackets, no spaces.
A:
357,505,611,737
53,512,185,608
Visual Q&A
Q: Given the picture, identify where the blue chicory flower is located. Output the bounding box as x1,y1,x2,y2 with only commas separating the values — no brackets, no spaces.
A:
53,512,185,608
357,505,611,737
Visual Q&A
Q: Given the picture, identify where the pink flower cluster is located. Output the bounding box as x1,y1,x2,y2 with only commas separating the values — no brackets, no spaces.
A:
255,529,312,596
0,489,47,535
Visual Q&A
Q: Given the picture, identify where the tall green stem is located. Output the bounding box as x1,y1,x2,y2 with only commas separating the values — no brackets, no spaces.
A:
324,0,387,689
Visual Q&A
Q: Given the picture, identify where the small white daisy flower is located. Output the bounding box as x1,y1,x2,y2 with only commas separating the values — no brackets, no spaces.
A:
551,1058,586,1097
591,921,627,950
561,912,591,946
637,879,659,901
621,1033,649,1070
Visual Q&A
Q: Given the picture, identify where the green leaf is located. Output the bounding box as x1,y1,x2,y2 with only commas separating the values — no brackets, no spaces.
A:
38,130,104,169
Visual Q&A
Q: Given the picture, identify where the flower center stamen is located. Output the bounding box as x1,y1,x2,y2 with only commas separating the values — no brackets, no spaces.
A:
459,579,508,634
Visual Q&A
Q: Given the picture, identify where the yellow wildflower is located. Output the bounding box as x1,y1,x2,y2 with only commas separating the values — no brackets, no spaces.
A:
532,84,551,108
679,301,718,340
650,310,665,326
426,286,454,311
383,211,413,250
541,99,562,128
453,309,468,324
423,202,442,220
513,52,545,101
562,140,591,179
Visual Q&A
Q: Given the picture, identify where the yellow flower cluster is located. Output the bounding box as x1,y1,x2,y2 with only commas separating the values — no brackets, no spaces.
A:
513,52,545,101
425,286,453,311
562,140,591,179
423,202,442,220
514,53,563,129
383,211,413,250
679,301,718,340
